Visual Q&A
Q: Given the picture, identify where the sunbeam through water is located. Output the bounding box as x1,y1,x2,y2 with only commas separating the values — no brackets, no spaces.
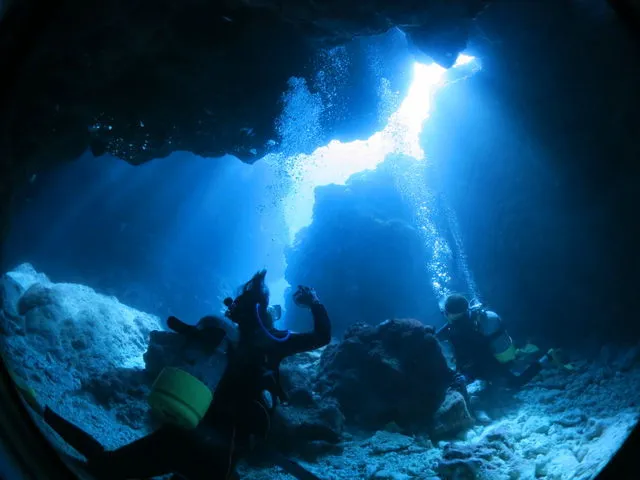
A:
275,54,479,308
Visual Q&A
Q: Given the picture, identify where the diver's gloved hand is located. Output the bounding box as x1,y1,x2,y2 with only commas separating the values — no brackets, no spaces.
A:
293,285,320,307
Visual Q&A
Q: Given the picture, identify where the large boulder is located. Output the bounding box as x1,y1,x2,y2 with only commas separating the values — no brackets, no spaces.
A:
316,318,454,431
279,348,325,394
274,349,345,457
270,398,345,459
431,390,475,439
0,264,161,448
1,263,55,325
0,267,32,328
0,263,160,396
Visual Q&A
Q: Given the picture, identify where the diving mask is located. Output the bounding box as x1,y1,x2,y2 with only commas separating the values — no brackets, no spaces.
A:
445,310,469,324
267,305,282,322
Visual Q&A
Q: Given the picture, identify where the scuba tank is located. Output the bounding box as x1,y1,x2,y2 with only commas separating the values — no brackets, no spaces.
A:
468,301,517,364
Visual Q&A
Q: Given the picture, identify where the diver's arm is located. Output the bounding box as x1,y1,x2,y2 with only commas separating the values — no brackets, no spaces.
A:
279,302,332,357
436,323,450,341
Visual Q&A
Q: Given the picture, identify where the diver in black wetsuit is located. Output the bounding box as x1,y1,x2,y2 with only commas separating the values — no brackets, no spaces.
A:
436,294,555,390
41,270,331,480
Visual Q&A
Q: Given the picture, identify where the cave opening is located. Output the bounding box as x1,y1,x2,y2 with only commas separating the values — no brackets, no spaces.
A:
0,1,639,479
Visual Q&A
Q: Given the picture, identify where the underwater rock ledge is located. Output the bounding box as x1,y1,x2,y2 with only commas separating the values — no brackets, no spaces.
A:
0,0,488,256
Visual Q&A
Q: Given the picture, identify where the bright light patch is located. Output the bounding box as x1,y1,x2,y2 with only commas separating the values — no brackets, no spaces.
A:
283,54,475,241
454,53,475,66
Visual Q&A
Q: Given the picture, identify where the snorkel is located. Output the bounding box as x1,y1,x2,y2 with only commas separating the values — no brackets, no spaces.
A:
255,303,291,342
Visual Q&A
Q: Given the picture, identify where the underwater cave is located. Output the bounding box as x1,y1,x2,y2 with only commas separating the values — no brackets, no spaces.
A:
0,0,639,479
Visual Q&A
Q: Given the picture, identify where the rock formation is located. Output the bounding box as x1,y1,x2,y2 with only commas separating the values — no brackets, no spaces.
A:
316,319,454,432
284,159,437,337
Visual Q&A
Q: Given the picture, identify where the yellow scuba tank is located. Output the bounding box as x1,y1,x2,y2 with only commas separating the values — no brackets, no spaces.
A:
148,367,213,429
472,307,517,364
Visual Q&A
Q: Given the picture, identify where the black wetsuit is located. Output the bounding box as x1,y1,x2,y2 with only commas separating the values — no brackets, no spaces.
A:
437,311,542,389
44,302,331,480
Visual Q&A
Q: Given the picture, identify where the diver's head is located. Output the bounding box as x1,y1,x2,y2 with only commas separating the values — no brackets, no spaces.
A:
266,304,282,324
223,296,236,321
225,270,290,343
226,270,271,331
443,294,470,324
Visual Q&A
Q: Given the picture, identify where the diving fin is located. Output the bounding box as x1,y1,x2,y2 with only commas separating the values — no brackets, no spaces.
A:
269,450,323,480
252,444,323,480
16,381,42,415
518,343,540,355
168,315,228,353
6,369,43,416
167,316,197,335
548,348,578,372
43,407,106,459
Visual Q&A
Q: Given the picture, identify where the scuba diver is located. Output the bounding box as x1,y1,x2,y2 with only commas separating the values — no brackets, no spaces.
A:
166,294,284,354
436,293,569,390
32,270,331,480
